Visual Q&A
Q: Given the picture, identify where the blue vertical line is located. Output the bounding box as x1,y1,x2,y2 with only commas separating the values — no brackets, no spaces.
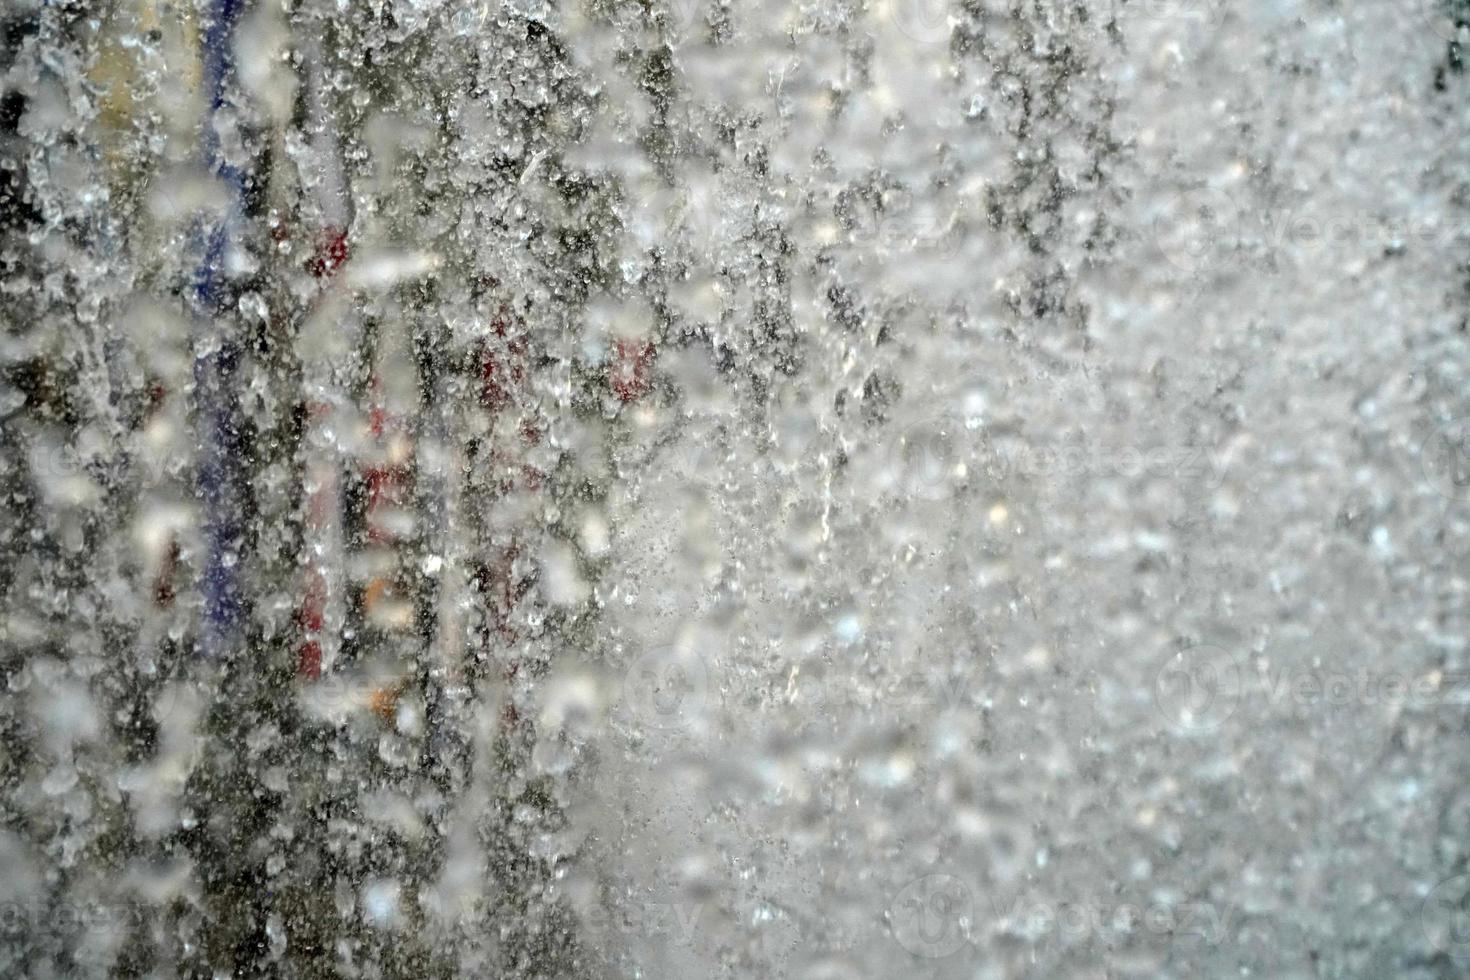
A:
193,0,250,654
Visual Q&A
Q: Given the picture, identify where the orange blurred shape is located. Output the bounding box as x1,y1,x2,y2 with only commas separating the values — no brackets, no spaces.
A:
369,679,408,724
364,575,414,630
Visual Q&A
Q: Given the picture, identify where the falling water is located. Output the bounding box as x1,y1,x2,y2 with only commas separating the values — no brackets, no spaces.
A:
1,1,1469,977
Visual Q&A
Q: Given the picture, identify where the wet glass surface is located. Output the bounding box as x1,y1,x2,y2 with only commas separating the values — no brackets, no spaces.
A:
1,1,1468,977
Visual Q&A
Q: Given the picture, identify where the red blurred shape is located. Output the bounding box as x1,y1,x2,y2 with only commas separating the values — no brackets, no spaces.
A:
309,227,350,279
609,339,654,403
297,639,323,680
480,317,528,412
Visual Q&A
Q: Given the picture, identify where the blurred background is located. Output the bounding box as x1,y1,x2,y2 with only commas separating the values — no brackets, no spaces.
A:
1,0,1469,977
